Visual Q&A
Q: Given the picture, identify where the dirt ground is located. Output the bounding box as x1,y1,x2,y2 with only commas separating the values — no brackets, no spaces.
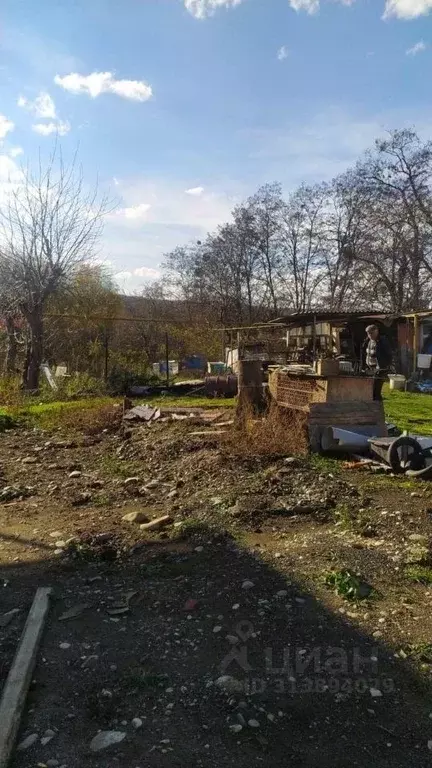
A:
1,406,432,767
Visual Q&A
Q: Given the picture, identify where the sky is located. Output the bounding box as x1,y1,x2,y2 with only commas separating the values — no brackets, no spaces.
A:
0,0,432,293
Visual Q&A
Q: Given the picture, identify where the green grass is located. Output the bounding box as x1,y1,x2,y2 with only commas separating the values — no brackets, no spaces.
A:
324,569,374,601
405,565,432,585
383,386,432,436
0,394,235,431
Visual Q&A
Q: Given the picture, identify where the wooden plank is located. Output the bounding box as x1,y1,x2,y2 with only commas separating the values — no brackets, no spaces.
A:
0,587,52,768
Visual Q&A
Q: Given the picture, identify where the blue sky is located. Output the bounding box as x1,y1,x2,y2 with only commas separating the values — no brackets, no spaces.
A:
0,0,431,292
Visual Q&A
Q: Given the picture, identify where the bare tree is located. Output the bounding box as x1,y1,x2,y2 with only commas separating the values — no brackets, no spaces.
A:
0,148,111,389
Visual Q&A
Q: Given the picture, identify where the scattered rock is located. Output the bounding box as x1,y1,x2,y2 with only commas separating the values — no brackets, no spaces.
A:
122,510,149,524
229,724,243,734
248,719,260,728
69,470,82,478
184,598,198,611
71,491,92,506
215,675,244,694
17,733,39,751
242,580,254,590
131,717,143,729
370,687,383,698
408,534,428,544
22,456,38,464
140,515,173,532
59,642,71,650
0,608,20,628
89,730,126,752
59,603,89,621
47,760,60,767
124,477,141,487
167,489,178,499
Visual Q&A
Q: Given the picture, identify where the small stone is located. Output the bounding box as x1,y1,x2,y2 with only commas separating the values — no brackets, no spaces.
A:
248,719,260,728
232,603,240,610
122,510,149,524
47,761,60,767
49,531,62,538
124,477,140,487
267,713,275,722
17,733,39,750
140,515,173,532
132,717,143,729
408,534,428,543
370,687,382,698
41,735,53,746
215,675,244,694
428,740,432,752
167,489,178,499
276,590,288,598
54,549,63,555
229,724,243,733
242,580,254,590
44,729,55,738
213,625,222,633
59,642,70,650
22,456,38,464
410,492,421,498
89,730,126,752
55,540,66,548
194,546,204,553
226,634,239,645
69,470,81,478
184,598,198,611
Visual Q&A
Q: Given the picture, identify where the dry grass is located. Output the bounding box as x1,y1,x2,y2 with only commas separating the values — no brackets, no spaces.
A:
223,398,308,458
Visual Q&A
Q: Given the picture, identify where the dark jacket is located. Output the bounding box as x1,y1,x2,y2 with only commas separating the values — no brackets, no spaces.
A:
362,335,393,370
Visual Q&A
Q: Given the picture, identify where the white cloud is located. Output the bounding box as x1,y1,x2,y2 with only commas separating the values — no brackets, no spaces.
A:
383,0,432,18
54,71,152,101
406,40,427,55
18,91,56,119
114,265,161,292
184,0,244,18
118,203,152,220
289,0,355,11
32,120,70,136
277,46,289,61
113,176,120,186
289,0,320,12
9,147,23,158
0,114,14,140
185,186,205,196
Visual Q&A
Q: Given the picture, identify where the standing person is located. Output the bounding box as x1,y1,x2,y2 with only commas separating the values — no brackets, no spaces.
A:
363,324,393,401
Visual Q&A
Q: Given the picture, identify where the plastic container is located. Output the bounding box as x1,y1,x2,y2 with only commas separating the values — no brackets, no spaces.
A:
389,374,406,391
417,353,432,369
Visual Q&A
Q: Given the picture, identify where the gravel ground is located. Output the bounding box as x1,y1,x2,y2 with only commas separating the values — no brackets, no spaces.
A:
1,410,432,767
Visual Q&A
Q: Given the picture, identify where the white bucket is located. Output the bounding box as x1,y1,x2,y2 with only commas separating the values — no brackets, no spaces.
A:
417,353,432,369
389,374,406,391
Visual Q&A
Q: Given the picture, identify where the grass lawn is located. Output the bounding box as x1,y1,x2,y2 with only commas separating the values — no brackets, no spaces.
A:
0,394,236,430
0,385,430,434
383,386,432,435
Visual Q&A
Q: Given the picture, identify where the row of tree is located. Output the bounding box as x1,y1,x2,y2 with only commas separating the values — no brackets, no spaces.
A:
2,129,432,390
161,129,432,325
